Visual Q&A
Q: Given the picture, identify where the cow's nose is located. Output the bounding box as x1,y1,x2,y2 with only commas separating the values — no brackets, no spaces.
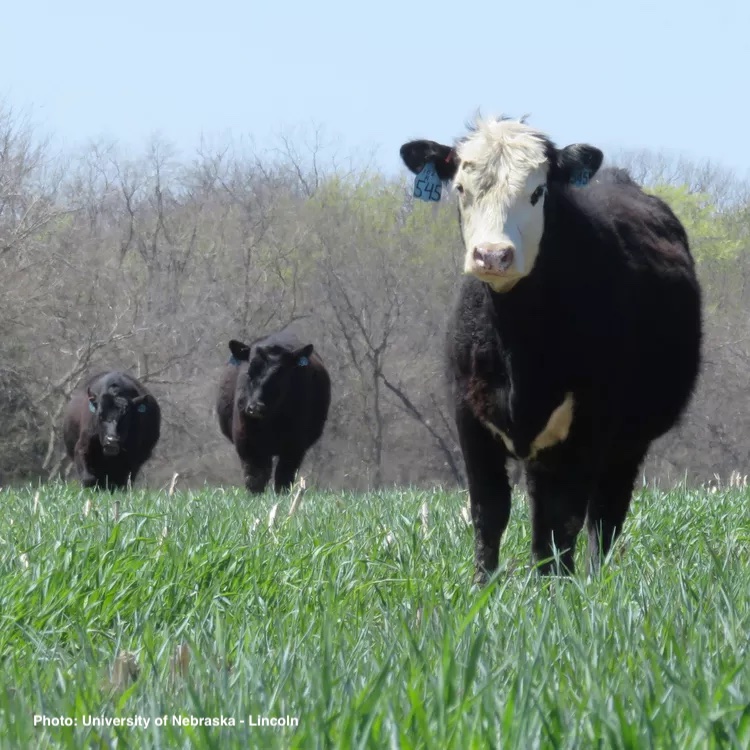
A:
245,402,265,417
473,243,515,272
102,435,120,455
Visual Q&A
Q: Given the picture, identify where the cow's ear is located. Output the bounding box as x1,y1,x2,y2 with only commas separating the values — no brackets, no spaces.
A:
229,339,251,362
132,394,148,414
292,344,314,367
400,140,458,181
553,144,603,187
87,389,97,413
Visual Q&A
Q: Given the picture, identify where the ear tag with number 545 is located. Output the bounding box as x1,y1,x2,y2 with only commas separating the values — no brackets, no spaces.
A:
413,162,442,202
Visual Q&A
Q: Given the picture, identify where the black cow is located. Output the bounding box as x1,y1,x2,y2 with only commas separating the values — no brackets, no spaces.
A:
216,330,331,493
400,116,702,581
63,371,161,490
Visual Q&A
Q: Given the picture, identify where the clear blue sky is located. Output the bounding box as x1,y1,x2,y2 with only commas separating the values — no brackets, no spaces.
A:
2,0,749,178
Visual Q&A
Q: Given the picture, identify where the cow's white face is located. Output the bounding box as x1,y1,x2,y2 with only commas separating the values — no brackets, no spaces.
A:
399,118,604,294
454,122,549,290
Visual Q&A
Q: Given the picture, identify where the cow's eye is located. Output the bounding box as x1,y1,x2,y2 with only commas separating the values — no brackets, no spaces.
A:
455,184,464,194
530,185,546,206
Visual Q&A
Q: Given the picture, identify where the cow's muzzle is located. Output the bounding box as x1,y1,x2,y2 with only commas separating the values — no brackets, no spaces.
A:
472,243,515,273
245,402,266,419
102,436,121,456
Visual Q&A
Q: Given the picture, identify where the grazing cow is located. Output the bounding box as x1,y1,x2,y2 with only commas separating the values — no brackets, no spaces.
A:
63,371,161,490
216,330,331,493
400,116,702,581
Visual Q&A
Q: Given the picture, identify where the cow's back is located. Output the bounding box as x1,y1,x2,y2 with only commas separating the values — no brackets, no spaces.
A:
296,352,331,446
130,388,161,464
566,176,701,438
261,352,331,451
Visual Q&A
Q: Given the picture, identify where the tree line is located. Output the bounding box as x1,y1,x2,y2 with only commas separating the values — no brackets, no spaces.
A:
1,107,748,490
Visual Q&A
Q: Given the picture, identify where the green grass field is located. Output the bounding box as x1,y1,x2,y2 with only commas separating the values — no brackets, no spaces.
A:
0,482,748,749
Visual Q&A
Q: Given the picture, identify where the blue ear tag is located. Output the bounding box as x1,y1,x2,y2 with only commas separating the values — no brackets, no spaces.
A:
413,162,442,202
298,356,309,367
137,404,147,413
570,168,591,187
88,401,96,413
229,355,240,366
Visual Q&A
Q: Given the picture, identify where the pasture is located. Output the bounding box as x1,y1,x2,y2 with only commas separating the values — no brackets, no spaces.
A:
0,482,748,749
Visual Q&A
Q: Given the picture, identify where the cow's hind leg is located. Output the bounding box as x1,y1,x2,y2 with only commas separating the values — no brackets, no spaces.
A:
586,446,648,573
456,406,512,585
274,449,305,493
241,455,272,494
526,463,592,575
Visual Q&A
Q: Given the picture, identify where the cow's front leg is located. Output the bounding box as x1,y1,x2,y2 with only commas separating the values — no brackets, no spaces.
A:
456,404,512,585
241,455,272,494
74,444,99,488
274,449,305,494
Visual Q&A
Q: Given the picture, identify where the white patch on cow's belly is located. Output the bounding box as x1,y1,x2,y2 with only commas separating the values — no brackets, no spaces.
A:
481,392,575,459
481,419,517,455
530,392,575,458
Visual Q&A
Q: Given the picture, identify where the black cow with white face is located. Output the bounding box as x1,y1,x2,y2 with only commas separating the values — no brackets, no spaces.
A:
63,371,161,490
216,329,331,493
400,116,702,582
